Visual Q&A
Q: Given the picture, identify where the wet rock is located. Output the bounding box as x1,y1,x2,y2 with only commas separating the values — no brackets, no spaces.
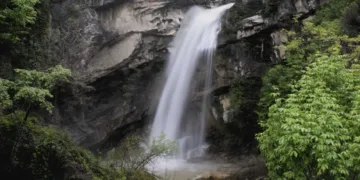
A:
49,0,185,148
235,0,318,40
49,0,322,149
194,172,231,180
209,0,321,133
192,156,267,180
270,30,288,61
219,95,231,123
237,15,267,39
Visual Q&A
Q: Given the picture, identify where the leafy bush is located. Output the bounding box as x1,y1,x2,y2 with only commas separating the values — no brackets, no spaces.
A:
105,134,176,180
257,54,360,179
0,111,124,180
0,0,52,77
0,65,71,120
0,0,39,44
312,0,347,24
257,1,360,178
258,18,345,122
258,1,360,120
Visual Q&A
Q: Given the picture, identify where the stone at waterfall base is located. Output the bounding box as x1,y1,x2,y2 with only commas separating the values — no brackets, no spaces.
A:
151,155,267,180
193,157,267,180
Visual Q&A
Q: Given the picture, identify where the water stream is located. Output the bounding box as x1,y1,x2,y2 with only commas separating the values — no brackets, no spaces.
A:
150,3,234,160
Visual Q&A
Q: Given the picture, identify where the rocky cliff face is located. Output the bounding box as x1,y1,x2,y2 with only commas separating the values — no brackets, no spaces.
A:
49,0,322,149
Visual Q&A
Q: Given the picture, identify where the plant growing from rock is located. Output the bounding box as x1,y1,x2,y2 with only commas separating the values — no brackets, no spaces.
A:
105,134,177,180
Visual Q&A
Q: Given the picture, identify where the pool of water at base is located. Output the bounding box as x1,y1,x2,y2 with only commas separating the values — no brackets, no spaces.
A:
146,158,240,180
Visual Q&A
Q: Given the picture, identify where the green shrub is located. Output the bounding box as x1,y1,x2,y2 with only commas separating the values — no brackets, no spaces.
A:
258,19,344,122
0,0,53,76
257,54,360,179
105,134,176,180
257,1,360,178
0,111,124,180
312,0,351,25
0,65,71,120
0,0,39,44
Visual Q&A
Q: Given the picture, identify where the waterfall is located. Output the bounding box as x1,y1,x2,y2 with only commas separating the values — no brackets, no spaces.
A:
150,3,234,159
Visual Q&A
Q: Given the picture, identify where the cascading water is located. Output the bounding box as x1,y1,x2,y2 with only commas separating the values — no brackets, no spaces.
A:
150,3,234,160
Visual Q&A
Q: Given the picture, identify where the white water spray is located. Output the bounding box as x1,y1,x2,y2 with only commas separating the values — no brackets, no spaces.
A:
150,3,234,160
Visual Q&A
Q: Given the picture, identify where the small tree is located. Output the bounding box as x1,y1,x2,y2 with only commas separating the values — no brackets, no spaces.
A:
257,1,360,179
0,65,71,120
105,134,177,179
257,55,360,179
0,0,39,43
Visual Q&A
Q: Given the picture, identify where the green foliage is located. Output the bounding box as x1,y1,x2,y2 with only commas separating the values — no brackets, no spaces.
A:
258,0,360,120
105,134,176,180
313,0,355,25
0,78,14,108
0,111,124,179
10,0,52,70
341,2,360,37
258,1,360,178
14,65,71,90
258,19,347,121
257,54,360,179
0,65,71,113
0,0,39,43
0,0,52,76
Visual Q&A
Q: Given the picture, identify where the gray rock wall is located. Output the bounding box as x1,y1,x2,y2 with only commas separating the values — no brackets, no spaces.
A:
49,0,321,149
